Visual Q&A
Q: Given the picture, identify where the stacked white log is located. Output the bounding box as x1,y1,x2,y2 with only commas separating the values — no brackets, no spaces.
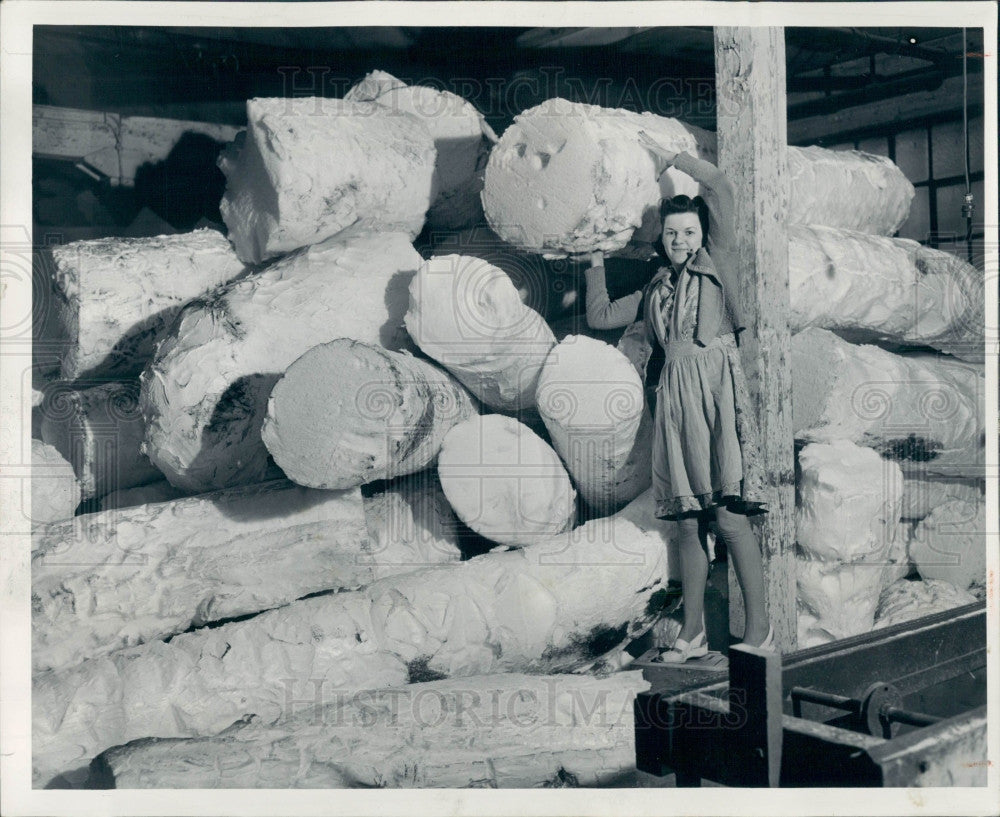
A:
437,415,576,546
874,578,977,629
262,339,478,489
345,70,497,231
90,671,648,788
481,99,914,257
795,440,905,648
791,329,984,478
47,229,245,380
39,380,161,501
140,233,421,492
900,476,984,521
32,489,669,785
536,335,652,514
30,439,82,525
909,499,987,594
218,98,436,264
788,225,984,362
405,254,557,410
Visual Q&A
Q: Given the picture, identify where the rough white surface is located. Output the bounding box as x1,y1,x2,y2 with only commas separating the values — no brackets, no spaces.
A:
262,339,478,489
39,381,161,500
345,70,496,230
909,499,986,593
91,671,648,788
791,328,984,477
31,439,82,525
33,490,669,785
536,335,652,513
900,476,984,521
788,225,983,362
482,100,915,257
219,97,436,263
140,233,421,492
874,578,977,629
406,254,556,410
49,229,245,379
795,441,905,648
437,414,576,546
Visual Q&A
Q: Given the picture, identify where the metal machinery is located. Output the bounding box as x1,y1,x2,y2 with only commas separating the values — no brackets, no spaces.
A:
634,602,988,786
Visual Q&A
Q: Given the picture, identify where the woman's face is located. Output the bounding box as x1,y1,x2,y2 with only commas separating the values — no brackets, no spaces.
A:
661,212,703,268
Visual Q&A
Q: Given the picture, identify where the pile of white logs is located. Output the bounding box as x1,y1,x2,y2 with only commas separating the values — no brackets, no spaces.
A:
31,79,985,788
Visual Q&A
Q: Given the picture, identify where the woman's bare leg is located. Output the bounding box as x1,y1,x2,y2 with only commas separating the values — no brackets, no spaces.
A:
676,515,709,642
715,505,769,645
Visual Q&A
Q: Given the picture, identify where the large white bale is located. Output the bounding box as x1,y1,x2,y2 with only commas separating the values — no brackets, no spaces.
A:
219,97,436,263
795,440,905,648
437,414,576,546
140,233,421,492
405,254,556,410
909,498,986,593
788,225,983,362
32,490,669,785
48,229,245,380
482,100,914,257
39,380,161,501
874,578,977,629
31,439,82,525
791,328,984,477
91,671,648,789
536,335,651,513
345,70,496,230
262,339,478,489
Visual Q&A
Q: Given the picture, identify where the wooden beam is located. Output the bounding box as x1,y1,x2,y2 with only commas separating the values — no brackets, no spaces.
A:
713,27,797,652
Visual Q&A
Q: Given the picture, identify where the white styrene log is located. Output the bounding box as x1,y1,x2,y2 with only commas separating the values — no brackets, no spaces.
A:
795,441,905,648
218,97,436,264
791,328,984,478
30,440,82,525
262,340,479,490
900,475,985,521
874,578,977,629
89,671,648,789
39,380,161,501
345,70,497,231
437,414,577,546
405,254,556,411
909,498,986,593
48,229,245,380
140,233,421,492
481,99,913,257
536,335,652,514
788,224,983,362
32,489,669,785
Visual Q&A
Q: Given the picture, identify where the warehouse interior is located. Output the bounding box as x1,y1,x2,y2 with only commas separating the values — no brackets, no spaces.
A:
27,24,989,791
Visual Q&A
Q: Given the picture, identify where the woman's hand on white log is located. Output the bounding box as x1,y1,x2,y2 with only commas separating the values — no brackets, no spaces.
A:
637,130,678,165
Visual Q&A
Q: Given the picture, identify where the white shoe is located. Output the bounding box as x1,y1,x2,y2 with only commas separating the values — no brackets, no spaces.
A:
655,630,709,664
737,626,775,651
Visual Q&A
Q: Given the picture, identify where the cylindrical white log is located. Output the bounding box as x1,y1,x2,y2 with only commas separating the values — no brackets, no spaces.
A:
262,340,478,489
218,98,436,264
437,414,576,546
536,335,651,513
874,578,977,629
345,70,496,231
39,380,161,501
791,328,984,478
31,439,82,525
788,225,984,362
48,229,245,380
482,100,914,257
90,671,648,789
405,254,556,410
909,498,986,593
140,233,421,492
32,489,669,785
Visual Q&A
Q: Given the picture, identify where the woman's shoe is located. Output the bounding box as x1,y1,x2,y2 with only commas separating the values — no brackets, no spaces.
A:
737,626,775,651
654,630,709,664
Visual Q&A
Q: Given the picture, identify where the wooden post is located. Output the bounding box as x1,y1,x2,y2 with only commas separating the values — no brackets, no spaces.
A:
713,28,797,652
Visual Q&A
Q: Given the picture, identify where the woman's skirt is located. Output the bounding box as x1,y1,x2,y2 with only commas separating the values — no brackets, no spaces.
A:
651,333,768,520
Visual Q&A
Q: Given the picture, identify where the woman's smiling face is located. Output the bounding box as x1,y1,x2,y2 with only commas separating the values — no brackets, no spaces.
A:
661,212,703,268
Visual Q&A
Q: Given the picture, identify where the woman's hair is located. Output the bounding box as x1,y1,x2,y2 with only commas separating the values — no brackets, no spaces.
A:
654,194,710,261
